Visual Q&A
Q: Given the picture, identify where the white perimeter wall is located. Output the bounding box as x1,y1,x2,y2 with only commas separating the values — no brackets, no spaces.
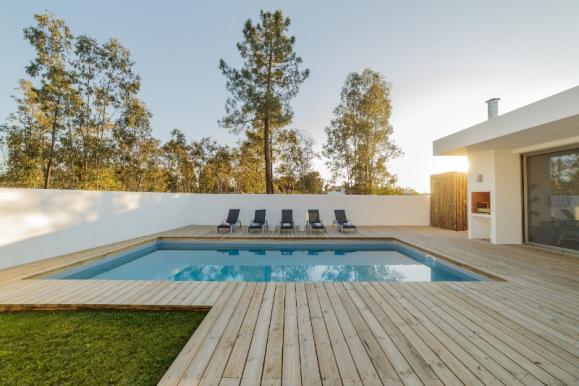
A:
0,188,430,270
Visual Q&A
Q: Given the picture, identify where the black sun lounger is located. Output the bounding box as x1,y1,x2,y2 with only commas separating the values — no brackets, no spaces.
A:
248,209,268,233
217,209,241,233
280,209,294,233
334,209,357,232
307,209,326,232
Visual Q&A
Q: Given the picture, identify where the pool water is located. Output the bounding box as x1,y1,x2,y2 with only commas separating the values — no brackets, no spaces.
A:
50,241,484,282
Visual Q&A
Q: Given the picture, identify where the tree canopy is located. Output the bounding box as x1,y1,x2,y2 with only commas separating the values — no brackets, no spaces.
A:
0,12,416,195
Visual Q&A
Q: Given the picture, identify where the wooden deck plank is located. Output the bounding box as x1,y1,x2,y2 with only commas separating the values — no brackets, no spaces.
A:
332,282,403,385
439,283,579,382
0,280,60,303
304,283,341,385
222,283,266,381
91,281,144,304
313,282,362,386
262,283,286,383
322,282,383,385
295,282,322,386
180,281,211,305
157,281,193,305
240,283,276,386
203,282,230,306
396,283,550,385
457,283,579,341
421,282,569,385
282,283,301,386
28,280,101,304
369,282,508,385
198,283,256,386
159,283,238,386
159,283,235,385
385,282,528,386
353,282,449,386
345,282,431,385
0,280,52,302
109,280,151,304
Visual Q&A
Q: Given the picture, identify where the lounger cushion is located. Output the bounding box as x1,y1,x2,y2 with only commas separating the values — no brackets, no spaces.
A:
342,221,356,228
249,222,263,229
311,222,325,229
217,222,231,229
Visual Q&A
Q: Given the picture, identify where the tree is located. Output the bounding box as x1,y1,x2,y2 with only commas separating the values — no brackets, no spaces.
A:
113,97,161,191
299,171,324,194
196,139,234,193
231,131,266,193
70,35,143,190
162,129,197,192
323,69,402,194
22,13,77,189
0,80,47,187
0,13,152,192
219,10,309,194
274,128,322,193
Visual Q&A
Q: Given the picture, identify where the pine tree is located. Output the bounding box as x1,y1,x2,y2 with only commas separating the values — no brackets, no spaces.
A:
219,10,309,194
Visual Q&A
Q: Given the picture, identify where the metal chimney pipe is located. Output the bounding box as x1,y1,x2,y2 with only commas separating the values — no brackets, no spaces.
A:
486,98,500,119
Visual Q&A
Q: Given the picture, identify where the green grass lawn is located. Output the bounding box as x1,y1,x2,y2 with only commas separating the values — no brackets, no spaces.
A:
0,310,206,385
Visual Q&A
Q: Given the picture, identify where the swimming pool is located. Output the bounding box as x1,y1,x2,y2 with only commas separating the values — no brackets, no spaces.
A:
49,240,485,282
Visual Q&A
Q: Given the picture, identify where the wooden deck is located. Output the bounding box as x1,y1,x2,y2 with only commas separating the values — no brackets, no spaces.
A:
1,226,578,385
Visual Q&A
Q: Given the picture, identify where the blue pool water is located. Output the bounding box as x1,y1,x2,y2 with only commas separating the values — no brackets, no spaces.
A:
50,241,485,282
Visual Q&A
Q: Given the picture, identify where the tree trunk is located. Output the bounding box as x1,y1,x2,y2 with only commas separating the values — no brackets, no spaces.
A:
264,115,274,194
43,102,60,189
264,41,275,194
269,131,274,191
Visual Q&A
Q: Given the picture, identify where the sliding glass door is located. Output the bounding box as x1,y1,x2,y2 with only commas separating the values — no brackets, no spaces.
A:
525,147,579,250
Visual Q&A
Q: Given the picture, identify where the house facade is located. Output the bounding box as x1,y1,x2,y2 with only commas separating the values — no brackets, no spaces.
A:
434,86,579,251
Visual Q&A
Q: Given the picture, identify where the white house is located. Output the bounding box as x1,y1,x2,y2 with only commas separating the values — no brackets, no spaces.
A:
433,86,579,251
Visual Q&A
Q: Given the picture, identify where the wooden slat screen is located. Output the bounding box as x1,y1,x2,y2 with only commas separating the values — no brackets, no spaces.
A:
430,172,468,231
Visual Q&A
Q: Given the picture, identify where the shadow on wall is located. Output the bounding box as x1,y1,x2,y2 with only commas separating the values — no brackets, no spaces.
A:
0,189,193,269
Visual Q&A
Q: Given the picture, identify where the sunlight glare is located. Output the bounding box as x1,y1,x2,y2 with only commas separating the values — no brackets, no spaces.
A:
431,156,469,174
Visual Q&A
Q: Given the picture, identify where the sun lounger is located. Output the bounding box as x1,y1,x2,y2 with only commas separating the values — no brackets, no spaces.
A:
334,209,357,232
307,209,326,232
280,209,294,233
248,209,268,233
217,209,241,233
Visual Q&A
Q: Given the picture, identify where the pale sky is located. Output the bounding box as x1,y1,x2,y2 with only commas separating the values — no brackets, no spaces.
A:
2,1,579,192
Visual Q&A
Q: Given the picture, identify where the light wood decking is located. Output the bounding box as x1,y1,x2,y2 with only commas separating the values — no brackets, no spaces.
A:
1,226,578,385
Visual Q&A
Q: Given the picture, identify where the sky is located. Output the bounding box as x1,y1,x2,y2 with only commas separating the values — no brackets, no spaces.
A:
1,1,579,193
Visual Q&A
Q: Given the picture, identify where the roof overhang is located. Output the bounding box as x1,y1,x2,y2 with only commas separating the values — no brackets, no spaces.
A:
433,86,579,156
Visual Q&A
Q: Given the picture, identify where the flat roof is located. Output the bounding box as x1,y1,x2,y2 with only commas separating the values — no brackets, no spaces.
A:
433,86,579,155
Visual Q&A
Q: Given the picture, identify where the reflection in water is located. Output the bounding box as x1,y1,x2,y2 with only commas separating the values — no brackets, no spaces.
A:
171,264,407,282
321,265,404,282
217,249,240,256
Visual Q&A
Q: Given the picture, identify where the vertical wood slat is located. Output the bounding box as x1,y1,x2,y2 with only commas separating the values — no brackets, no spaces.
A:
430,172,467,231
